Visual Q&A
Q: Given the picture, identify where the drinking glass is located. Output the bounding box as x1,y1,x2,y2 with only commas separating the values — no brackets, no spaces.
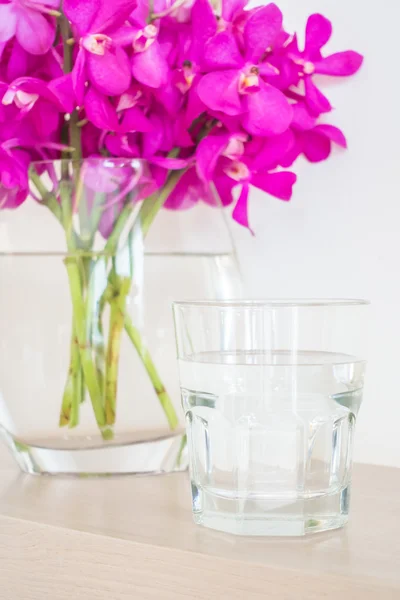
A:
173,299,369,536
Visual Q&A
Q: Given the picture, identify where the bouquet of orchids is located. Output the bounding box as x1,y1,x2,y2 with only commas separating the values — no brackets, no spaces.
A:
0,0,362,439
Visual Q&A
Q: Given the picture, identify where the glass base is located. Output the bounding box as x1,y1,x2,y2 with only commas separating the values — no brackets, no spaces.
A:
192,482,350,536
1,427,188,476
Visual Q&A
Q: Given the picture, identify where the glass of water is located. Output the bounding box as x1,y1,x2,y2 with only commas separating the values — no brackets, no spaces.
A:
173,299,369,536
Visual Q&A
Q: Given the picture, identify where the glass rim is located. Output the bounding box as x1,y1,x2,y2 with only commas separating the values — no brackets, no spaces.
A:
173,298,370,308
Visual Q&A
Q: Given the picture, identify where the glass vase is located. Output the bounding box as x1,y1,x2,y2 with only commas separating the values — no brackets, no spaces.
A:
0,159,241,475
173,299,368,536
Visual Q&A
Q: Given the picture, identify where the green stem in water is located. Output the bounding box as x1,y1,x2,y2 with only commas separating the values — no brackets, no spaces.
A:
104,278,131,425
124,314,179,430
64,258,110,438
59,327,82,427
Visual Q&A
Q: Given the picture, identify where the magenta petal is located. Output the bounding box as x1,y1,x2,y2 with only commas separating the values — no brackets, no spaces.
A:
164,167,203,210
132,43,168,89
302,131,331,162
84,87,119,131
30,101,59,138
63,0,98,36
48,74,76,113
258,62,279,77
91,0,138,33
213,170,236,206
185,81,206,127
244,4,283,63
304,76,331,115
202,32,243,70
222,0,247,21
252,130,295,170
150,157,189,169
313,124,347,148
0,4,17,43
251,171,296,201
142,113,164,157
71,48,86,106
16,9,55,55
291,102,317,131
87,46,131,96
232,183,251,230
120,106,153,133
196,133,230,182
280,136,302,167
197,70,242,116
190,0,217,61
242,82,293,136
304,14,332,57
7,41,28,81
314,51,364,76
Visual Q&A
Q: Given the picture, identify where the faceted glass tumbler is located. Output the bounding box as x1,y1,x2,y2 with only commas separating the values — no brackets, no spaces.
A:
173,300,369,536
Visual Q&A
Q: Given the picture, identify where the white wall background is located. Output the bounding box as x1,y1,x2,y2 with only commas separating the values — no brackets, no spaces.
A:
234,0,400,467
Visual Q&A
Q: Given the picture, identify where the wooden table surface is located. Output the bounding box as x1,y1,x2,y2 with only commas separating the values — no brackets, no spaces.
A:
0,445,399,599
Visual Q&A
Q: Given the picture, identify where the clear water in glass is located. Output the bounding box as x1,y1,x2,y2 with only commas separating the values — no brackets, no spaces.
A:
180,349,365,536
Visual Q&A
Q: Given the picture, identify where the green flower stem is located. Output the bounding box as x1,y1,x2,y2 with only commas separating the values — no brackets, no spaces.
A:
59,325,82,427
104,278,131,425
124,314,179,430
64,257,110,438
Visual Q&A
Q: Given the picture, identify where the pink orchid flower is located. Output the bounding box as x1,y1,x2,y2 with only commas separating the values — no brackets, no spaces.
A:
195,129,296,229
0,0,60,56
287,14,363,115
64,0,136,102
197,3,293,136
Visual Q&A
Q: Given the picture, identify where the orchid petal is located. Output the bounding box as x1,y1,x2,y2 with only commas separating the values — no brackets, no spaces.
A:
222,0,247,22
304,76,331,115
242,82,292,136
84,87,119,131
202,32,243,70
164,166,204,210
213,169,236,206
0,4,17,43
132,42,168,89
302,130,331,162
185,81,206,127
251,171,296,201
30,101,60,138
6,41,28,81
63,0,98,36
313,124,347,148
120,106,153,133
87,46,131,96
16,9,55,55
197,70,242,116
244,4,283,63
251,130,295,170
71,48,86,106
196,133,230,182
314,51,363,76
190,0,217,61
142,112,164,157
150,157,189,169
91,0,138,33
232,183,250,230
48,74,76,113
258,62,280,77
291,102,317,131
305,14,332,57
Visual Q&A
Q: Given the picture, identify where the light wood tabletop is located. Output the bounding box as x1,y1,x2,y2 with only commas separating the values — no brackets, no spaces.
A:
0,444,399,599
